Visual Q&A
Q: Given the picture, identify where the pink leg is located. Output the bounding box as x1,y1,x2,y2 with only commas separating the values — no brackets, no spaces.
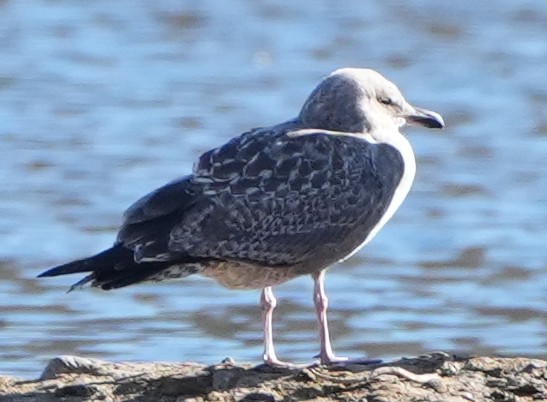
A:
261,286,280,365
261,287,308,368
312,270,347,364
312,270,381,365
261,287,287,366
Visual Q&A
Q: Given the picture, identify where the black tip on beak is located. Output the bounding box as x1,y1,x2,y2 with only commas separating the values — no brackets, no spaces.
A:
406,107,445,129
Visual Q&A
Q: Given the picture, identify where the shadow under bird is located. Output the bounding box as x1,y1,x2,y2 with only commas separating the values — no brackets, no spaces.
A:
39,68,444,366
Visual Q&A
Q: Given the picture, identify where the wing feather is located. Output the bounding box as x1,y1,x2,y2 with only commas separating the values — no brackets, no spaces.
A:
114,124,404,266
170,126,404,266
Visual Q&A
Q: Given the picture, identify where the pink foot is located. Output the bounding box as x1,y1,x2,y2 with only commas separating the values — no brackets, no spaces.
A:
315,354,383,366
262,355,309,369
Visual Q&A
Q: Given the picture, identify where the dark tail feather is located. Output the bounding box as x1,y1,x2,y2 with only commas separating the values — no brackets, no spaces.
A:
39,244,204,292
38,245,128,278
38,245,136,292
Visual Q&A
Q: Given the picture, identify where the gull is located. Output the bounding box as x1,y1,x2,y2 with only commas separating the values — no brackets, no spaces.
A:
39,68,444,366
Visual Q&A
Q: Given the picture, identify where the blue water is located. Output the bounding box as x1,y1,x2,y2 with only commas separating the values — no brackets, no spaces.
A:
0,1,545,377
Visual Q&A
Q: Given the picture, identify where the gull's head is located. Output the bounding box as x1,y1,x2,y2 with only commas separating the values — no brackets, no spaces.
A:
299,68,444,139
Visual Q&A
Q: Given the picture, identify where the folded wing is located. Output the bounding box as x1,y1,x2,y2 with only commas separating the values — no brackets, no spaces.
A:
120,125,405,267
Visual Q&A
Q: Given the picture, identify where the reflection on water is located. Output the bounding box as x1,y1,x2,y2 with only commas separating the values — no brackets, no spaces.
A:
0,1,546,377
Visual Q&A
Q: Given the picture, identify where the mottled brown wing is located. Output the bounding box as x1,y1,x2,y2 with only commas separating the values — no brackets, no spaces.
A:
116,175,201,262
168,125,404,266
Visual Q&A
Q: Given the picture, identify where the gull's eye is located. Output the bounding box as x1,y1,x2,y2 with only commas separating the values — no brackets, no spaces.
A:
378,97,394,106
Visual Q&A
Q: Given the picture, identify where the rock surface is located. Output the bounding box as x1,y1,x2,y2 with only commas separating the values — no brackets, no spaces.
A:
0,353,545,401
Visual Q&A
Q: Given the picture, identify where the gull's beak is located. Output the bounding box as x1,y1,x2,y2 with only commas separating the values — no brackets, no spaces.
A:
405,107,445,129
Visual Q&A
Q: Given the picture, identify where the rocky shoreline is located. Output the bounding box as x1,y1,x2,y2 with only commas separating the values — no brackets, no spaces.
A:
0,353,545,401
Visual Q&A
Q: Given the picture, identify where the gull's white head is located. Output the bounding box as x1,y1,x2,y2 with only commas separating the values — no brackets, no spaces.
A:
299,68,444,139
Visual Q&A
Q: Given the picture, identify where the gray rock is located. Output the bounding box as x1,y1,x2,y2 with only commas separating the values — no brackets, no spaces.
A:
0,353,545,402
